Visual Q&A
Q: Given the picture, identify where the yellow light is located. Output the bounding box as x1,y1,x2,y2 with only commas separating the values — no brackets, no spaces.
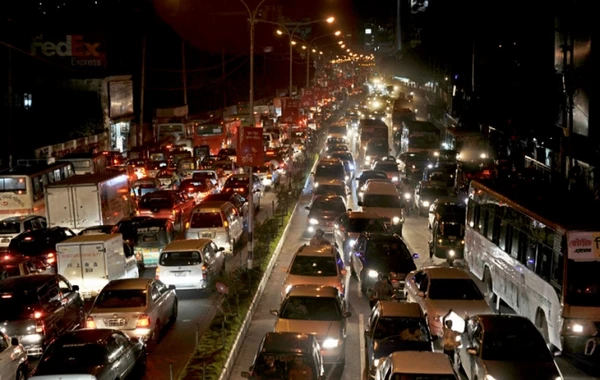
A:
291,41,297,45
319,51,323,54
326,17,335,23
276,30,283,35
346,49,350,52
341,44,345,48
312,49,316,53
338,41,343,45
334,31,341,36
302,45,307,49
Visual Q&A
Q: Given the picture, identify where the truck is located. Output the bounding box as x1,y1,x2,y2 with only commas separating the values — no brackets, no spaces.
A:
45,173,132,234
56,234,139,298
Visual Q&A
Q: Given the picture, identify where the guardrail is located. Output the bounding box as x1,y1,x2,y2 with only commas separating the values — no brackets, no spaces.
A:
35,132,109,158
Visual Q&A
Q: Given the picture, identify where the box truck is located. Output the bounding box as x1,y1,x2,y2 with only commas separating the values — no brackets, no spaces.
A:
56,234,139,298
45,172,133,234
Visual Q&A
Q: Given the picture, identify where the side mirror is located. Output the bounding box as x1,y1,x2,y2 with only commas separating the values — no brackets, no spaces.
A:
343,311,352,318
270,309,279,316
417,291,425,298
168,285,177,291
357,201,363,206
412,253,419,259
467,347,478,356
218,247,225,251
305,206,311,210
11,337,19,346
72,285,80,292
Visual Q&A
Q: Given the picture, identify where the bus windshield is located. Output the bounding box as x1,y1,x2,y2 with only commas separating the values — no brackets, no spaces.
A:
567,261,600,306
409,135,439,149
196,124,223,136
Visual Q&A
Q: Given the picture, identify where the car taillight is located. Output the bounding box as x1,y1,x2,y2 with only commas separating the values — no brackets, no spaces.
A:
155,267,160,280
136,314,151,328
47,252,55,264
136,210,141,215
172,209,177,216
86,317,96,329
202,265,207,280
35,320,45,334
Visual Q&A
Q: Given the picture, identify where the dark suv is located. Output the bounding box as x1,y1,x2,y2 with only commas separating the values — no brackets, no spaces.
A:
0,274,84,356
7,227,76,267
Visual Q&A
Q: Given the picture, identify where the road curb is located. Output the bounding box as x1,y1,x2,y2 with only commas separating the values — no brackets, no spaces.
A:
217,164,314,380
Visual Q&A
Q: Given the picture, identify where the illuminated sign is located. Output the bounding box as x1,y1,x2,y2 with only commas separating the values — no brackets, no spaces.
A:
365,28,372,35
31,34,107,68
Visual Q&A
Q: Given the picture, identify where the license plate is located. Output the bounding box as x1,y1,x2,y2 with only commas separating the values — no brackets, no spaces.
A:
392,281,401,289
174,272,188,277
449,236,457,240
202,232,213,238
107,319,125,327
0,238,10,243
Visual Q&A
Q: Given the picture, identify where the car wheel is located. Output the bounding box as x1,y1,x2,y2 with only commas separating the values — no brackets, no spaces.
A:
170,300,178,324
16,366,27,380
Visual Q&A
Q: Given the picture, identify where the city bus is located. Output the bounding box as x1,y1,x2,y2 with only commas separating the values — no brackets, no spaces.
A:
192,118,241,156
442,127,488,161
399,120,440,155
156,123,186,142
0,160,75,218
465,179,600,358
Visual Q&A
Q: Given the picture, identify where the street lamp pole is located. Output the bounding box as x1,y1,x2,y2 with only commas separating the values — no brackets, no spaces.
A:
305,31,341,89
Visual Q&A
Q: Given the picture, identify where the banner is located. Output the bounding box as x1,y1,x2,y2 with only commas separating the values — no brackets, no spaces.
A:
567,231,600,261
281,98,300,123
108,80,134,119
301,89,315,108
31,34,107,69
237,127,264,166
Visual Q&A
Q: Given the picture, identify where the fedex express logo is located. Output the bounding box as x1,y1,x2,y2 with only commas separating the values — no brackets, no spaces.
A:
31,35,106,67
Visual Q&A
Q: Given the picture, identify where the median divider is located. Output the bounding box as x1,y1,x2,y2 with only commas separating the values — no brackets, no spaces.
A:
178,153,317,380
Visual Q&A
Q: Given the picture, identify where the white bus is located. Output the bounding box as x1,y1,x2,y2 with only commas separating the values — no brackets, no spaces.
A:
465,179,600,358
442,127,488,161
157,123,186,142
0,160,75,219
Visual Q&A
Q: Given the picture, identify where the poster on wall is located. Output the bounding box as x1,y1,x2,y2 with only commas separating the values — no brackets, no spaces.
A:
108,81,134,119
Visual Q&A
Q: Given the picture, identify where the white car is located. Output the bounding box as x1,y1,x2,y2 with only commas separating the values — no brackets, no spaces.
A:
404,267,492,337
375,351,457,380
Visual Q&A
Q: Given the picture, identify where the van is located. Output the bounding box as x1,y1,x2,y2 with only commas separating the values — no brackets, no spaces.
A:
185,201,243,254
0,215,47,249
263,132,280,149
358,181,405,235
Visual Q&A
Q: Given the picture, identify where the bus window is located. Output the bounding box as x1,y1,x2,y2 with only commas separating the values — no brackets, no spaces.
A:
537,244,553,281
0,178,27,193
47,170,55,183
551,251,564,286
32,176,43,200
525,239,537,271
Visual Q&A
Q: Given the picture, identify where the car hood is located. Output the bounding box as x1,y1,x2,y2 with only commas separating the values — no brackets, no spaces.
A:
274,319,342,342
484,360,560,379
360,207,402,220
285,275,341,290
426,299,491,319
308,211,343,221
373,339,432,359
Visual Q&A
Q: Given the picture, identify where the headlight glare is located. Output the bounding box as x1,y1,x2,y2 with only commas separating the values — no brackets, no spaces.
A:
368,269,378,278
322,338,339,349
392,216,401,224
422,201,430,207
309,218,319,225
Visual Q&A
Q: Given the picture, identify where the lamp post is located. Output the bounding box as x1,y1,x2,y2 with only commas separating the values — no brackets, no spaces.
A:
305,31,341,88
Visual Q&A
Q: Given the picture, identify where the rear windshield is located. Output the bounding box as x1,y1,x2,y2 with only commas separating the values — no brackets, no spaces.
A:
0,265,22,277
373,162,398,172
139,196,173,210
290,256,338,276
314,185,345,197
315,164,345,178
192,172,215,180
94,289,147,308
190,212,223,228
0,221,20,234
0,294,41,320
44,343,106,367
160,251,203,266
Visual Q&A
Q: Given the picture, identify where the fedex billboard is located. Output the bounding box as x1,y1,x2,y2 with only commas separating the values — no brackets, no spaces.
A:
31,34,107,68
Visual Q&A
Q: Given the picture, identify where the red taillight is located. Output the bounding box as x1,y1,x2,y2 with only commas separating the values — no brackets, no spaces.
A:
47,252,55,264
86,317,96,329
202,265,207,279
155,267,160,280
136,314,151,328
34,311,42,319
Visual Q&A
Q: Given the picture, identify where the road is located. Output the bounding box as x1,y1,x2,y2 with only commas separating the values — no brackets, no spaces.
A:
228,90,600,380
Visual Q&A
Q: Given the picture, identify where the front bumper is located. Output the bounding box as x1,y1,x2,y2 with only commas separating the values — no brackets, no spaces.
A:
307,220,334,234
16,334,45,356
433,245,464,260
320,342,346,365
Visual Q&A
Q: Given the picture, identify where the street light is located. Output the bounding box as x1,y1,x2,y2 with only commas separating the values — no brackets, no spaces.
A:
305,30,342,87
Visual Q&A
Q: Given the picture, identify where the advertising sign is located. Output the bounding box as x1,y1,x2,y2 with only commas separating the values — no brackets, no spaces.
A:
31,34,107,68
301,89,315,108
108,81,134,119
237,127,263,166
567,231,600,261
281,98,300,123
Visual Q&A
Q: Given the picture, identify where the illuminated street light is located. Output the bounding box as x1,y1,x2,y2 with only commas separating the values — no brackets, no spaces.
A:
276,30,283,35
326,17,335,23
312,49,316,53
338,41,343,45
341,44,345,48
302,45,307,49
291,41,297,45
319,51,323,54
346,49,350,52
334,31,341,36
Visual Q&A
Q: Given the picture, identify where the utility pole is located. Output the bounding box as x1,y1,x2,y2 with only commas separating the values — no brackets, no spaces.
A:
222,47,227,108
139,36,146,147
7,32,13,167
396,0,402,52
182,40,188,106
471,41,475,93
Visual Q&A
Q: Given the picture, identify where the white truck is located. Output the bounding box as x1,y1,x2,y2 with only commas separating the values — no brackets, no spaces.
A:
56,234,139,298
45,172,132,234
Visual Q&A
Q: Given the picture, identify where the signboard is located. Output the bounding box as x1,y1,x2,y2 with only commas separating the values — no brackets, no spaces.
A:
237,126,263,166
108,80,134,119
567,231,600,261
301,90,315,108
31,34,107,68
281,98,300,123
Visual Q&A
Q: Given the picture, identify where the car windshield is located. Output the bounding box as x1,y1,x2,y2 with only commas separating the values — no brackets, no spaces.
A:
289,256,339,276
0,294,41,320
374,317,430,341
360,171,387,182
160,251,203,266
437,223,464,238
374,162,399,172
391,375,455,380
347,218,386,233
190,212,223,228
280,296,341,320
139,196,173,210
438,204,466,216
94,289,147,308
311,198,346,214
0,221,20,234
43,343,106,367
314,185,345,197
428,279,483,300
363,194,401,208
315,164,345,178
181,180,210,192
421,188,449,198
331,152,353,161
566,261,600,306
481,324,551,361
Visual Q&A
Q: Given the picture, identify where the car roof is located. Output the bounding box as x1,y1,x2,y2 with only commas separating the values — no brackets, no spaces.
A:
0,254,30,264
58,328,117,345
377,301,424,318
347,211,383,219
389,351,454,374
360,170,387,177
313,195,345,203
420,180,448,188
195,201,230,210
286,285,339,298
295,244,335,257
0,274,57,291
103,278,153,290
261,332,315,354
422,266,471,279
163,239,212,252
364,182,398,193
475,314,538,333
364,232,401,243
1,215,40,222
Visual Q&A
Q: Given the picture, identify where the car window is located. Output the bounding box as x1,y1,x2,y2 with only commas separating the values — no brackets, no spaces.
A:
24,221,33,231
58,279,71,293
106,337,123,360
113,333,130,348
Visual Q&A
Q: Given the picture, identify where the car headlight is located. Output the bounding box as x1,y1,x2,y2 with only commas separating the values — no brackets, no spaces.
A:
562,319,597,335
349,164,354,170
480,153,487,159
392,176,399,182
373,358,380,366
365,156,371,162
392,216,401,224
404,193,411,200
368,269,378,278
345,175,350,180
427,164,433,169
380,117,386,122
485,376,497,380
448,250,455,257
314,182,319,188
309,218,319,225
321,338,339,349
347,239,356,247
422,201,430,207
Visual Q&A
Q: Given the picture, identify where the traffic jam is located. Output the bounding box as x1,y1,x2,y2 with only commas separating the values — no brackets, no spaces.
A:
0,77,595,380
0,102,316,379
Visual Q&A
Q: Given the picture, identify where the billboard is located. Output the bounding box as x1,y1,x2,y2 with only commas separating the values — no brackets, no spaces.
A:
31,34,107,69
281,98,300,123
237,127,263,166
108,80,134,119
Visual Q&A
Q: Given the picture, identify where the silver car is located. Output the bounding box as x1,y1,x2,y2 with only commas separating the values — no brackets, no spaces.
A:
86,278,178,343
0,332,28,380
